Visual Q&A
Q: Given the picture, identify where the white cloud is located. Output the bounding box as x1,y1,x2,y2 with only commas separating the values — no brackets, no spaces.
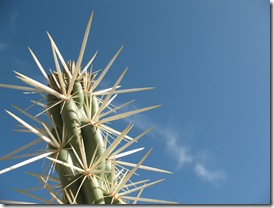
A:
194,163,226,186
124,113,193,169
111,101,227,185
165,134,193,169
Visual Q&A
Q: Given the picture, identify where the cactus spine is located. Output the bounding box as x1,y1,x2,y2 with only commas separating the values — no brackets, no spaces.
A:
0,12,176,204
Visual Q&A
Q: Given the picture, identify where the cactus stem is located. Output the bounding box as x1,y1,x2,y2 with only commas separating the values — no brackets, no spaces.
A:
0,11,174,204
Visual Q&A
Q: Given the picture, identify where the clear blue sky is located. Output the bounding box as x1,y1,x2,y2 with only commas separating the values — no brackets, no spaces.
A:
0,0,270,204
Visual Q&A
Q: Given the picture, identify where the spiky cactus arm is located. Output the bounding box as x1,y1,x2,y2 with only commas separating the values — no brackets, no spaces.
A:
46,64,109,204
0,12,176,205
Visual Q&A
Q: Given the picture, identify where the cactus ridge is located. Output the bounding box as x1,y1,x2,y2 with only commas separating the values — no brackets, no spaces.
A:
0,12,177,204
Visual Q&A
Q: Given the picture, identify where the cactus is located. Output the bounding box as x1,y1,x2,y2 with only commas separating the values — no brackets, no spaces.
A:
0,12,175,204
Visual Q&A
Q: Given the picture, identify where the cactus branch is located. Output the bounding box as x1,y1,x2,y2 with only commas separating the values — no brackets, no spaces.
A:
0,12,175,204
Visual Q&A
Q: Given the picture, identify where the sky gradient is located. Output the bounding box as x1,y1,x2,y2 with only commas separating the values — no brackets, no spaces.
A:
0,0,270,204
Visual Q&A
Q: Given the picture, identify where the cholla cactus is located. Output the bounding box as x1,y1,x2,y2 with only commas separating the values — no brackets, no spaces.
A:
0,12,175,204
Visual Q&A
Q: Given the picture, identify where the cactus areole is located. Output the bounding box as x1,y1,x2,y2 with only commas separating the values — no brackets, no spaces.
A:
0,12,176,204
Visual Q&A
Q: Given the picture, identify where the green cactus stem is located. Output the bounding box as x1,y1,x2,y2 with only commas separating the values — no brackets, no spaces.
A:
0,12,175,205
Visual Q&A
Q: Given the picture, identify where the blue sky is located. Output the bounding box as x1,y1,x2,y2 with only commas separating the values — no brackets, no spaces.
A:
0,0,270,204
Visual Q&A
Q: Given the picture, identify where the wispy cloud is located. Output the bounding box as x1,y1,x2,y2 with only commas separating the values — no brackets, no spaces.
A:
125,112,195,168
123,113,191,168
165,134,193,169
194,163,226,186
155,121,194,169
120,107,227,186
